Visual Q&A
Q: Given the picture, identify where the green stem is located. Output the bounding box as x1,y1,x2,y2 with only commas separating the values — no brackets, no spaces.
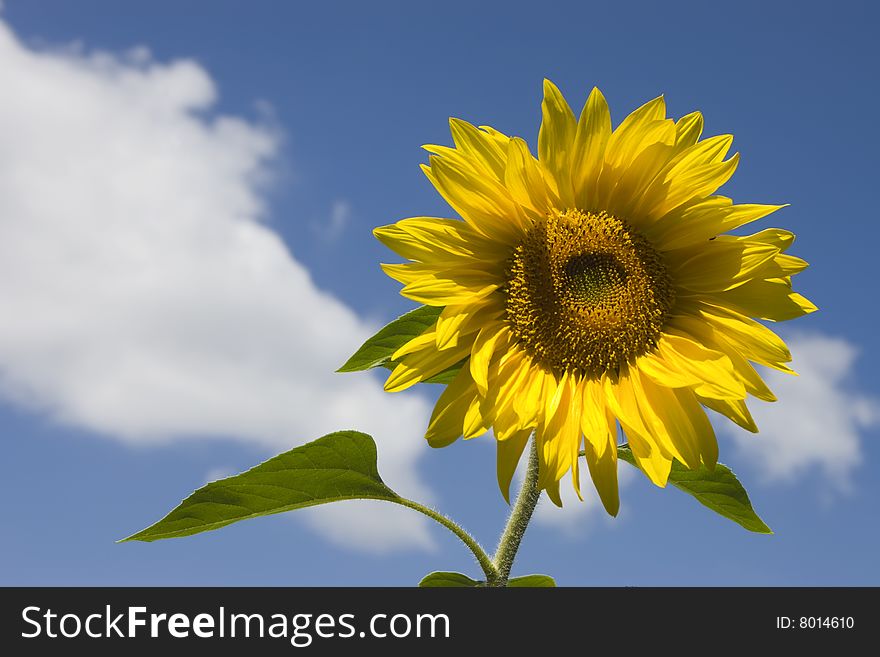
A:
491,437,541,585
394,498,498,582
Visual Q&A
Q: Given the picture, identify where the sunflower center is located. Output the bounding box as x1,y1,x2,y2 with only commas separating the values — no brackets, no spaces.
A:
563,253,628,305
504,209,674,378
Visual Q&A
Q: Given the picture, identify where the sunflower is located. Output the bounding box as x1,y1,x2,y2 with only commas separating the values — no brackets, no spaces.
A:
374,81,815,515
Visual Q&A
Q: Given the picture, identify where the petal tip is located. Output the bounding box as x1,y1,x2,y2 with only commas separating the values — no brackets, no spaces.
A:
603,501,620,517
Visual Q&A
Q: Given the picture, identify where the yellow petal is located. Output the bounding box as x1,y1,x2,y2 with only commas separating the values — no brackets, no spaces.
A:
667,133,735,172
536,372,575,491
698,395,758,433
649,201,784,251
436,302,502,350
563,377,586,498
603,372,673,487
637,332,746,400
581,380,620,515
715,337,778,402
675,387,718,469
496,429,532,504
469,325,510,395
425,367,479,447
627,439,673,487
381,262,500,305
582,435,619,516
421,156,524,243
670,239,780,293
695,303,794,372
492,392,533,441
673,111,703,149
641,153,740,220
463,393,491,439
391,330,436,361
544,477,563,507
542,370,565,426
448,118,507,181
538,79,577,207
640,135,735,214
435,304,473,350
765,254,809,278
385,340,470,392
402,281,499,306
572,86,612,210
707,278,818,321
666,313,781,402
505,137,555,216
596,119,675,211
580,380,614,457
480,349,535,437
373,216,510,264
380,261,494,286
606,122,676,218
511,357,550,424
478,124,512,152
603,95,667,170
630,371,702,470
570,438,582,502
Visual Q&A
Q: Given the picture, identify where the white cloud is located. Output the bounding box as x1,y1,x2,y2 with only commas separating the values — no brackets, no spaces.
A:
0,21,434,552
718,332,878,493
312,199,352,242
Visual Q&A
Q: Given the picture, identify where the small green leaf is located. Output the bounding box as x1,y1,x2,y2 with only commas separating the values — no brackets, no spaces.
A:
419,572,482,587
617,445,772,534
507,574,556,587
122,431,400,542
338,305,443,372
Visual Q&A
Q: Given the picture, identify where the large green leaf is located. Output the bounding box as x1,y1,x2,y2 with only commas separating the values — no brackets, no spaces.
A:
507,575,556,587
419,572,482,587
418,572,556,587
617,445,772,534
122,431,401,542
337,305,443,372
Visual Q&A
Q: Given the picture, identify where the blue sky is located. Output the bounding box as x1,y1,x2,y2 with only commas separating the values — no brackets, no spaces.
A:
0,0,878,586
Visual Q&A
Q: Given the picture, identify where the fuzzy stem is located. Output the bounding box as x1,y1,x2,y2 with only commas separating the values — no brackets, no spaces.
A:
394,498,498,581
491,437,541,585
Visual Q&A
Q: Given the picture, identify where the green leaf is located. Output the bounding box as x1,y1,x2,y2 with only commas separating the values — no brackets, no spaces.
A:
122,431,401,542
507,574,556,587
617,445,772,534
418,572,556,587
337,305,443,372
419,572,482,587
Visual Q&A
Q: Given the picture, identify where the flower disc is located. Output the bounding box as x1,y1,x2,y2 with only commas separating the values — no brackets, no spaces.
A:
505,209,675,379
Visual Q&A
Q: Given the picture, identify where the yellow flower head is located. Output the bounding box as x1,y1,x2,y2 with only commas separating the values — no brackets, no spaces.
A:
375,81,816,515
